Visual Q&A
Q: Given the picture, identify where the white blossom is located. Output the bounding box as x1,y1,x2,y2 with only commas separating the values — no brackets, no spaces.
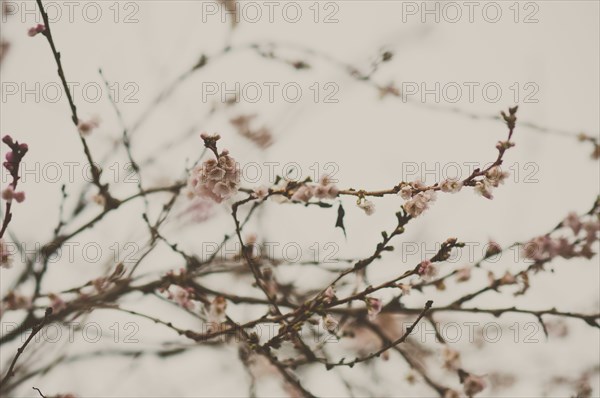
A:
439,179,463,193
358,199,376,215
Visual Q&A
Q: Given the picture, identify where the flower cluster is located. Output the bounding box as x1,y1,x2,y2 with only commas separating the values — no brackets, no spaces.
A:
404,189,437,218
290,176,339,203
167,285,195,310
2,135,28,210
3,135,28,177
187,135,240,203
290,185,313,202
474,166,510,200
523,214,599,261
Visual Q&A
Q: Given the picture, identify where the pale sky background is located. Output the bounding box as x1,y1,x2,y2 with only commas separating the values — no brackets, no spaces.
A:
0,1,599,397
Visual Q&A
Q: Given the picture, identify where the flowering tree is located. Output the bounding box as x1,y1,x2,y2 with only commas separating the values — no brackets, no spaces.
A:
1,1,599,397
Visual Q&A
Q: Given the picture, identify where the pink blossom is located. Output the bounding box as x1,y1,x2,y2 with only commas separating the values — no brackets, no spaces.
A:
1,186,25,203
313,184,331,199
366,297,383,320
323,286,336,304
404,190,436,217
474,167,509,200
523,235,562,261
485,240,502,257
187,152,240,203
412,180,426,189
213,181,232,197
563,212,582,235
522,236,548,261
314,177,339,200
418,260,438,280
291,185,314,202
399,185,412,200
439,179,463,193
320,175,336,186
208,167,226,180
48,293,67,313
27,23,45,37
168,286,195,310
455,267,471,282
358,199,376,215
